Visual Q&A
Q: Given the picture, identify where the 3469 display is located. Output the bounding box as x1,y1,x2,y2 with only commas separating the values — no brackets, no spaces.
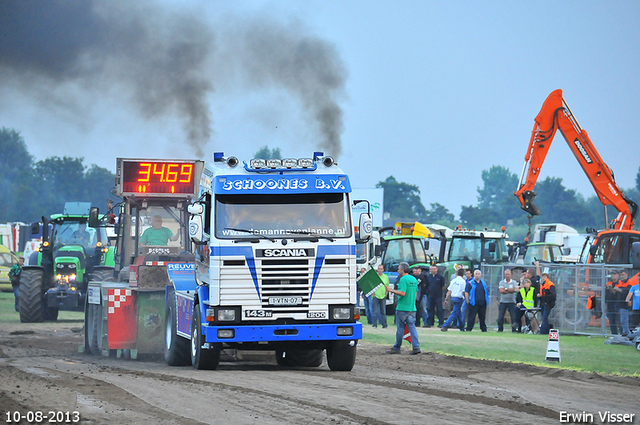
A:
120,160,195,195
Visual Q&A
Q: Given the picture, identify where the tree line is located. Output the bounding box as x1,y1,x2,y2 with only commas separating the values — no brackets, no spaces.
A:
0,128,115,223
2,132,638,242
378,165,640,241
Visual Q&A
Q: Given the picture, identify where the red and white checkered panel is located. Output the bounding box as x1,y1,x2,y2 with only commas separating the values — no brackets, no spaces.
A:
107,288,137,349
108,289,133,314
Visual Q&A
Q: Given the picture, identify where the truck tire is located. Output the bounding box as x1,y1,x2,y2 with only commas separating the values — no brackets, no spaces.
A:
19,269,45,323
326,340,357,371
275,349,323,367
165,287,190,366
190,305,220,370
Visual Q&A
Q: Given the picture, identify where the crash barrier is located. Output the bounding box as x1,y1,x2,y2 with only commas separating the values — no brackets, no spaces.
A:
481,263,624,336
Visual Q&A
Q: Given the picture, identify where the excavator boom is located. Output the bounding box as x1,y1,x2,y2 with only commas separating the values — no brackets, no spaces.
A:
514,89,637,230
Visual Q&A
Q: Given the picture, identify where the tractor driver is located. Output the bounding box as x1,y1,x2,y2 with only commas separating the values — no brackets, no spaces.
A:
140,215,180,246
71,222,92,246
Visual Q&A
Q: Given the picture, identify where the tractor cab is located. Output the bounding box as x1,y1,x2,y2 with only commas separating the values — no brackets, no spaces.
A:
19,202,114,322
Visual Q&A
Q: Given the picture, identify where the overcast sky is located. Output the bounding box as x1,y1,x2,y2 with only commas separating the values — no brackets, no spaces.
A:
2,1,639,217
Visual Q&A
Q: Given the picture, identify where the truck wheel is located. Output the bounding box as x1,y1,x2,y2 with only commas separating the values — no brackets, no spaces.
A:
326,340,357,371
190,305,220,370
165,287,190,366
19,269,45,323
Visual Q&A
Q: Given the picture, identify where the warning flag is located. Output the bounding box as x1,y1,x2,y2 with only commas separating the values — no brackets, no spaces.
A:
403,324,412,343
357,268,384,297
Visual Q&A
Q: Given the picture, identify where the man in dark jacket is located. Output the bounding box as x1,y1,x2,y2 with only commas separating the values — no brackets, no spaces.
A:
538,273,557,334
605,271,621,335
412,266,428,327
425,265,445,327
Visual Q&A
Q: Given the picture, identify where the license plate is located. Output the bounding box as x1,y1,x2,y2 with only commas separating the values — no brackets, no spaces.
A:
268,297,303,306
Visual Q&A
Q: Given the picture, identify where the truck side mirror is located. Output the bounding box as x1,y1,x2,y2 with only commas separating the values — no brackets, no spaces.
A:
357,213,373,242
488,242,496,253
374,244,383,257
189,214,205,244
632,242,640,270
31,222,40,235
423,240,430,250
89,207,100,228
589,245,597,257
188,203,203,215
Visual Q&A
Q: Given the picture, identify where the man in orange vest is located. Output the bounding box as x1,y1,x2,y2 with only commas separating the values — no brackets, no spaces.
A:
538,273,556,335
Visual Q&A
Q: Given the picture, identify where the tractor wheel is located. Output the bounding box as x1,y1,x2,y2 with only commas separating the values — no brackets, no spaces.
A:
19,269,45,323
165,287,191,366
91,269,115,282
275,349,323,367
326,340,357,371
190,305,220,370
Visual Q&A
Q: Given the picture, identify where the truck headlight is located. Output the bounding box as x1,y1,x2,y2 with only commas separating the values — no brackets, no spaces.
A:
217,309,236,321
332,307,351,320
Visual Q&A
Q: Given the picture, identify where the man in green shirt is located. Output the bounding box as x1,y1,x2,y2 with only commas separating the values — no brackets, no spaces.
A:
371,264,390,328
386,262,420,354
140,216,180,246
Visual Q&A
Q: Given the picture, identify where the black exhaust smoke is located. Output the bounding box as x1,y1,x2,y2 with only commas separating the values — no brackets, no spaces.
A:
0,1,346,157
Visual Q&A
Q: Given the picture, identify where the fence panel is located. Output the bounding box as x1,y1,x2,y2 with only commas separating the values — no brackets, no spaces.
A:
480,263,618,336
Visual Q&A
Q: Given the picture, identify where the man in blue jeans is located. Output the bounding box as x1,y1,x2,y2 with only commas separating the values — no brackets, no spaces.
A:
386,262,420,355
441,267,466,331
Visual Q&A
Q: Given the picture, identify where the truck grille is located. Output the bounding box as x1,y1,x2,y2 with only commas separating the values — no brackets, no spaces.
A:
260,259,310,312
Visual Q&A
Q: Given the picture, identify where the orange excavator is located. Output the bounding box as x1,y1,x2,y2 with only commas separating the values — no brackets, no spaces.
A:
515,89,640,267
515,89,637,231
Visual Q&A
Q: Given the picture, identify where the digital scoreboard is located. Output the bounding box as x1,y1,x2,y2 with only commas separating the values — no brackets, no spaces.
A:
117,159,203,197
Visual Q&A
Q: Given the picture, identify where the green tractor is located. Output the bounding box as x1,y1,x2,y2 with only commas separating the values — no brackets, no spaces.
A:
19,202,115,323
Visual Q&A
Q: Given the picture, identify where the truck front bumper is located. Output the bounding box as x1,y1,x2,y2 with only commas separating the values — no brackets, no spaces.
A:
203,322,363,343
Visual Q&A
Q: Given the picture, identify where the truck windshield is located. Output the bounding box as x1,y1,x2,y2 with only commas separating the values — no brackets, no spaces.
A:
448,237,507,263
449,237,482,262
215,193,352,239
523,244,563,263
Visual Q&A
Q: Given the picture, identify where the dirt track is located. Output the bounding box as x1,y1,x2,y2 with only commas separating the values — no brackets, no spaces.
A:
1,321,639,425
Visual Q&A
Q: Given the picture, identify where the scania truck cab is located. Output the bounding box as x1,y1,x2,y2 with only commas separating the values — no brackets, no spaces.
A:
179,152,369,370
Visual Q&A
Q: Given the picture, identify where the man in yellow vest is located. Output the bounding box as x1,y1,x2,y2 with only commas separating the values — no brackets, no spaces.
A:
515,278,537,333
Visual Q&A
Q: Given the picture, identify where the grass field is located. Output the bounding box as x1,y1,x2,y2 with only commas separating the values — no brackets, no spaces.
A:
359,315,640,377
0,290,84,323
1,292,638,376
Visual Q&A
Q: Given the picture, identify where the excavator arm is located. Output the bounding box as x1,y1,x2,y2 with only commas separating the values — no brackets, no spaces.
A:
514,89,637,230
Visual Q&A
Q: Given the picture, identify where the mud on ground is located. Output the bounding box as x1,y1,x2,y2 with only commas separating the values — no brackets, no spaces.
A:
1,322,638,424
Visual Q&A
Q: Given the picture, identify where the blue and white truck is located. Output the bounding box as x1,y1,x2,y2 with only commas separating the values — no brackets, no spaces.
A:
166,152,369,370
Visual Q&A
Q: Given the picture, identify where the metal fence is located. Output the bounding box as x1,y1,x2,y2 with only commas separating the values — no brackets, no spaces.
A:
480,263,621,336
